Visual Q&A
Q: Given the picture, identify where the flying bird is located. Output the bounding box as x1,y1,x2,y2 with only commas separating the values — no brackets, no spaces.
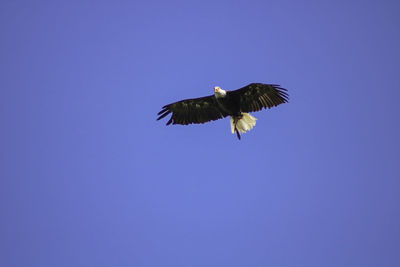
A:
157,83,289,140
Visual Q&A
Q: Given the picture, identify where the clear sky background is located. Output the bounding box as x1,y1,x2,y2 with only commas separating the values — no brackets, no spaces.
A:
1,0,400,266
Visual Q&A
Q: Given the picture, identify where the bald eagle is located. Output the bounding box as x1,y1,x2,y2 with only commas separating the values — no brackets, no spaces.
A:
157,83,288,140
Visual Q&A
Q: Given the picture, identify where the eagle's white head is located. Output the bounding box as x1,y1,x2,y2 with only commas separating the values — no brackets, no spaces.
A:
214,86,227,98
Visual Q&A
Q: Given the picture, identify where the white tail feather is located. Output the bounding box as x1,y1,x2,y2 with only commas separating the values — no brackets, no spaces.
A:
230,113,257,134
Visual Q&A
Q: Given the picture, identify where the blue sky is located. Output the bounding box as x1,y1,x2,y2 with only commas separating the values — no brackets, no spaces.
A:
1,0,400,266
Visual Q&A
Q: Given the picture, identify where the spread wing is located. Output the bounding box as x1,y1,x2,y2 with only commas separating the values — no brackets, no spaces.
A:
157,95,228,125
228,83,289,113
